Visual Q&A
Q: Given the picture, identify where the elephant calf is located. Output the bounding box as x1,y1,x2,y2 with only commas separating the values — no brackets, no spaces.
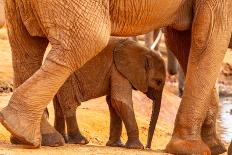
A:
53,38,166,149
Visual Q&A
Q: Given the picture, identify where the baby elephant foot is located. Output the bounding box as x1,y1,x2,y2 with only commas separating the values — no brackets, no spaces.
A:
68,133,89,145
41,132,65,147
0,106,40,148
166,137,211,154
125,138,144,149
106,139,124,147
41,117,65,146
202,135,226,155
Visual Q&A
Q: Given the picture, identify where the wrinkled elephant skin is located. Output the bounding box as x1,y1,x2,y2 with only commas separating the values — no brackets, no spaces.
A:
0,0,231,154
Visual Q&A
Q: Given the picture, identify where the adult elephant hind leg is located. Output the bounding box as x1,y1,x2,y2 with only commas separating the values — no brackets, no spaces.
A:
0,0,111,147
166,1,231,154
106,96,124,147
201,89,226,154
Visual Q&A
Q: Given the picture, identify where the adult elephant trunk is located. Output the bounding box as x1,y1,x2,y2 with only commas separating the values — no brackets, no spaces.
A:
145,87,163,149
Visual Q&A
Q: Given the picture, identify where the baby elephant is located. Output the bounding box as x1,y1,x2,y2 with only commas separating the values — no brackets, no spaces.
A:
53,38,166,149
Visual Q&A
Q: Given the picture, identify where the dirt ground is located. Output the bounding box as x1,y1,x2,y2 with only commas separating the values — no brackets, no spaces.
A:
0,27,230,154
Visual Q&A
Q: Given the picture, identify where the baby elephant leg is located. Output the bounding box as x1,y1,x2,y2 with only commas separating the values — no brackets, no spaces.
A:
106,95,124,147
40,111,65,146
55,77,88,144
65,111,89,144
110,67,143,149
201,88,226,154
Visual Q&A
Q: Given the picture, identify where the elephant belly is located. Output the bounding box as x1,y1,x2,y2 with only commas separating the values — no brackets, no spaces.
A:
73,48,114,102
110,0,186,36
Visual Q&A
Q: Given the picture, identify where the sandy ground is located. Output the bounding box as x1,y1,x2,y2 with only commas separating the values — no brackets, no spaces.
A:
0,27,230,154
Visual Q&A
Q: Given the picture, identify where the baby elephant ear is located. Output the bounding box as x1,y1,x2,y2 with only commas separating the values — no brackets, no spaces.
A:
114,40,149,92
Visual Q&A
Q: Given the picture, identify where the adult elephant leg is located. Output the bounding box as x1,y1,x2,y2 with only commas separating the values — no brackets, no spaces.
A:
166,1,231,154
0,0,111,147
106,95,124,147
201,89,226,154
4,0,65,147
178,66,185,97
165,27,226,154
167,49,179,75
145,30,161,51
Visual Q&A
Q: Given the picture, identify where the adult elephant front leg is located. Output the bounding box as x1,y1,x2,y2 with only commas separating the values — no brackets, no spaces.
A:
4,0,65,147
0,0,111,148
166,1,231,154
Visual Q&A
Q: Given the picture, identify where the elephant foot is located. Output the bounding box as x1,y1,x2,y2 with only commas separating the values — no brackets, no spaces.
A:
68,133,89,144
106,139,124,147
202,135,226,155
0,106,40,148
125,138,144,149
41,132,65,147
11,133,65,147
10,136,25,145
41,116,65,146
166,137,211,154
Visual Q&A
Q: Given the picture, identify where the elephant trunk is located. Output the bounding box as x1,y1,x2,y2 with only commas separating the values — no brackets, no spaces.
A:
145,87,163,149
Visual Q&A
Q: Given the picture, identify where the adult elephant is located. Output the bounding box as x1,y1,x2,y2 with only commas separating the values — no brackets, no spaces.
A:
0,0,5,28
167,49,185,97
0,0,231,154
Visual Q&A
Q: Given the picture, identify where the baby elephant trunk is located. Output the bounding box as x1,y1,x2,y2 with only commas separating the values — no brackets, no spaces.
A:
145,87,163,149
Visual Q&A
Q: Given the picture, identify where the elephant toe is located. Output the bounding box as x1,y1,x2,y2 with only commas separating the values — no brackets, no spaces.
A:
125,139,144,149
106,139,124,147
68,133,89,145
166,137,211,154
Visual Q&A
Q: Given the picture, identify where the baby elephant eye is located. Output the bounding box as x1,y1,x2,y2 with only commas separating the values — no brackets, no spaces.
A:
155,79,163,86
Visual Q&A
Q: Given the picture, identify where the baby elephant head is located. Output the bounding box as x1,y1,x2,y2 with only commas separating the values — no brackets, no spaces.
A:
114,39,166,148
